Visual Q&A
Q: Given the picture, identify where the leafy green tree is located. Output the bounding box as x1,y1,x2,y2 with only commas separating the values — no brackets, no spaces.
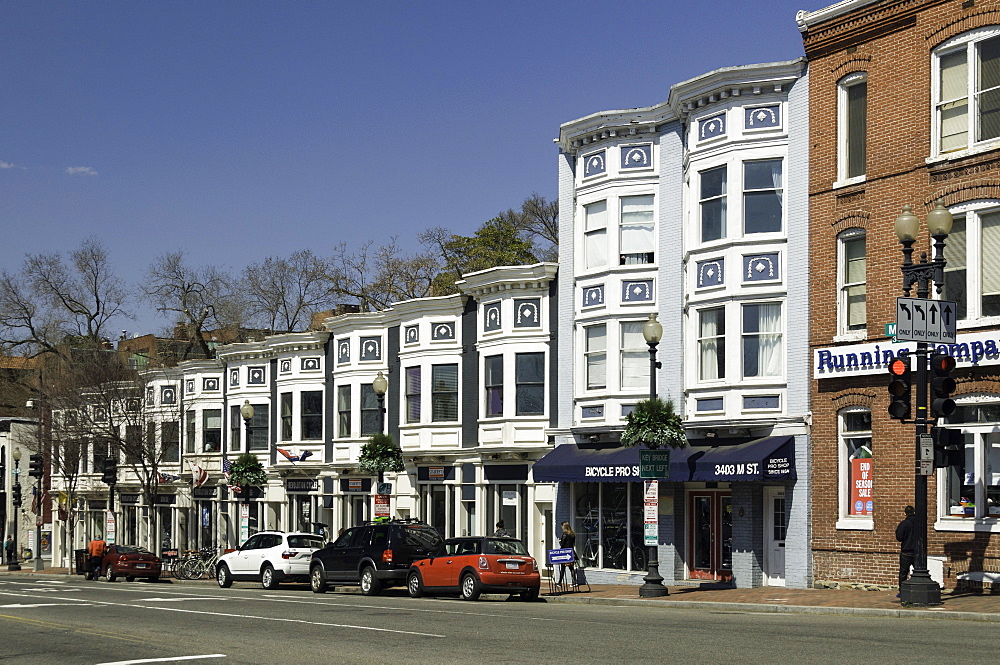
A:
423,216,538,296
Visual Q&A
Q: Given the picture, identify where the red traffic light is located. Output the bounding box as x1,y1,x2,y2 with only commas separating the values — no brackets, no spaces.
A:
888,356,910,376
930,353,956,374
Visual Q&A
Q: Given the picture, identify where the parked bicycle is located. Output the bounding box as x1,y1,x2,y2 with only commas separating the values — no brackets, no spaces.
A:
175,546,222,580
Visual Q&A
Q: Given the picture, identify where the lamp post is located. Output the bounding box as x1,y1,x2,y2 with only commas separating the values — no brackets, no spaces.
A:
372,372,388,484
638,313,668,598
238,400,254,541
240,400,254,452
894,199,952,607
9,448,22,571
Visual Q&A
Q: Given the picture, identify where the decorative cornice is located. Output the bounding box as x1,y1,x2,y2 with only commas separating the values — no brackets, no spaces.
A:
457,262,558,298
799,0,948,59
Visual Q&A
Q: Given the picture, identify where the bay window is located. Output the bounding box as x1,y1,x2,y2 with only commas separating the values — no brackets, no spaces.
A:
515,352,545,416
432,364,459,422
584,200,608,269
620,321,648,390
698,307,725,381
585,325,607,391
743,159,783,234
619,195,654,265
700,165,727,242
406,367,422,424
485,355,503,417
742,302,783,378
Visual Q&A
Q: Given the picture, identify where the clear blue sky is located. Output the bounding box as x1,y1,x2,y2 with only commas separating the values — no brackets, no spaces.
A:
1,0,818,335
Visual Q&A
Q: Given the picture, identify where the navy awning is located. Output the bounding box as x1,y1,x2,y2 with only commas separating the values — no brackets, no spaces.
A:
532,436,795,483
668,435,795,482
531,444,645,482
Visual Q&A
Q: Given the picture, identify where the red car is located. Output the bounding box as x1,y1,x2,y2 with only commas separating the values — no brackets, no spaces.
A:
101,545,162,582
407,536,540,601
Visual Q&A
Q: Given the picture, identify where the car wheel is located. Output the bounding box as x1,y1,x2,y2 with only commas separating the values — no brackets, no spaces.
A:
460,572,481,601
125,576,135,583
407,570,423,598
360,566,382,596
104,565,116,583
216,563,233,589
261,564,280,590
310,565,327,594
521,586,540,602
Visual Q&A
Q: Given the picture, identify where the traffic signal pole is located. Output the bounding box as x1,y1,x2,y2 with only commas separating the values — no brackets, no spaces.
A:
906,341,937,605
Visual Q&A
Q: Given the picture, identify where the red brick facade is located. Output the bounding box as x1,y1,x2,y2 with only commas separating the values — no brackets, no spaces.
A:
804,0,999,589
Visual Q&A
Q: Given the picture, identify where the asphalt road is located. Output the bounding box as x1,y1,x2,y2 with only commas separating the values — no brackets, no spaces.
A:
0,575,993,665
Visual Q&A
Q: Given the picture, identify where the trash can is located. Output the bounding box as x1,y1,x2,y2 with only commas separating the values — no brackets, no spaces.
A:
74,549,88,576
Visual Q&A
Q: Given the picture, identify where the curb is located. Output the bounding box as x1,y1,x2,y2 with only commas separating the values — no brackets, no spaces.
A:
541,593,1000,623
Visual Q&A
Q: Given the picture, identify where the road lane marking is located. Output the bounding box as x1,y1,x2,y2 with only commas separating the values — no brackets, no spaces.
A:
258,594,562,621
0,589,445,638
134,597,218,602
0,603,95,608
95,655,226,665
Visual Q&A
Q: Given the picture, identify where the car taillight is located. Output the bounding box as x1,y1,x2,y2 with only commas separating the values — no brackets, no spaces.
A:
119,555,128,562
281,550,292,559
382,549,393,563
479,556,489,570
529,558,536,572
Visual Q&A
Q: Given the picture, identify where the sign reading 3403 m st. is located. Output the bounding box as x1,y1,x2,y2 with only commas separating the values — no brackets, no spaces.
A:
895,297,957,344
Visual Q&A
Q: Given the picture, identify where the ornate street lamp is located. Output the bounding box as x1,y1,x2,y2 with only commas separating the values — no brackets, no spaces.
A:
240,400,255,451
638,313,668,598
372,372,388,437
895,199,952,606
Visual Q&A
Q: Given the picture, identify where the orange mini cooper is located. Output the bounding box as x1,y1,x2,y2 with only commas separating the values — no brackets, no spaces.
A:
407,536,540,601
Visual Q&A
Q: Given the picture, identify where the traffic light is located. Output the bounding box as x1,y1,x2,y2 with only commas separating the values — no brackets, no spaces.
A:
28,453,43,480
101,456,117,485
933,427,964,469
12,483,21,506
887,355,912,420
930,353,957,418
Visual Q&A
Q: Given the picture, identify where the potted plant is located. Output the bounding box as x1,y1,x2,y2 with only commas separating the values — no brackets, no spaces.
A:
620,397,686,449
358,433,405,482
228,452,267,498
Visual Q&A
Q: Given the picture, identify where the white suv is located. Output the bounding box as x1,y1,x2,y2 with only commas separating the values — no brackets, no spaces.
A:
216,531,325,589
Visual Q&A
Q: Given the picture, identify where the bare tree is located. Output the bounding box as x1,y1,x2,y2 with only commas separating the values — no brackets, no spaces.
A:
143,252,237,358
326,238,439,311
243,250,334,332
519,193,559,259
0,237,129,359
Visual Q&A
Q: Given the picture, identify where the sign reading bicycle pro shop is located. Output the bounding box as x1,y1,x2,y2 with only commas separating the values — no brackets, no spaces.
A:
896,297,957,344
639,449,670,479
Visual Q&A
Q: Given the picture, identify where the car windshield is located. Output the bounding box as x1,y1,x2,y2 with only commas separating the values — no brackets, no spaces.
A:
114,545,151,555
402,526,443,552
287,535,324,549
484,539,529,555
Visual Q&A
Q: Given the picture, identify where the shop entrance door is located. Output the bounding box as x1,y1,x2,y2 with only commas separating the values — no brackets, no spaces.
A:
687,491,732,582
763,487,786,586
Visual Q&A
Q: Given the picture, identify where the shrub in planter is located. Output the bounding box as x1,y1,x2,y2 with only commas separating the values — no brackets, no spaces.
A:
228,452,267,492
620,397,686,449
358,433,405,479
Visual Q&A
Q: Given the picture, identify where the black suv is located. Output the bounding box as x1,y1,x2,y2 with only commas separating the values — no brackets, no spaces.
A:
309,519,443,595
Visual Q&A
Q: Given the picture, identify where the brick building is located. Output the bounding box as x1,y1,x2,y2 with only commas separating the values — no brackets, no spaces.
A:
800,0,999,589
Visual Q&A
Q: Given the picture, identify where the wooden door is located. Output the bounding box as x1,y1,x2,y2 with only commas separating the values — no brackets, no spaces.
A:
687,491,733,582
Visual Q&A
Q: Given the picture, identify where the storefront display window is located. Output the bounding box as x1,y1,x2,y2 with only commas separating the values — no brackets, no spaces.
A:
573,482,646,571
942,402,1000,519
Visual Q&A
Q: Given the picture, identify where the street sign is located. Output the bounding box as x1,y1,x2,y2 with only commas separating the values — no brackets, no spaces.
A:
643,480,658,546
639,450,670,479
895,297,957,344
919,433,933,461
918,460,934,476
374,494,390,518
376,482,392,495
105,510,116,545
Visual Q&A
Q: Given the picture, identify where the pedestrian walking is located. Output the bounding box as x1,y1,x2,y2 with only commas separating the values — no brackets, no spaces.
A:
3,535,13,564
557,522,576,586
895,505,918,592
87,533,107,580
493,521,510,537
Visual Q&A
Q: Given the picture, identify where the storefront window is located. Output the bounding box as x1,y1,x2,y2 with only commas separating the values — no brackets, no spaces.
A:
573,482,645,571
839,408,873,519
942,402,1000,519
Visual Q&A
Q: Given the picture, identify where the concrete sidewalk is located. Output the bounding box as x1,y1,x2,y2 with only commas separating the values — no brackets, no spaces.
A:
3,564,996,622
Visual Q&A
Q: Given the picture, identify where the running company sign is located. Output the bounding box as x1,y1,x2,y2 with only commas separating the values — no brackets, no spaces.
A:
814,330,1000,379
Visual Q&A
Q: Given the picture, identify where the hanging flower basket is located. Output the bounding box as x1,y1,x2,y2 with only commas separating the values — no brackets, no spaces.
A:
228,452,267,489
620,397,686,449
358,433,405,476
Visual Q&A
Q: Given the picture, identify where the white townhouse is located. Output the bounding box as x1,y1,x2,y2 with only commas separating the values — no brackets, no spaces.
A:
538,59,813,588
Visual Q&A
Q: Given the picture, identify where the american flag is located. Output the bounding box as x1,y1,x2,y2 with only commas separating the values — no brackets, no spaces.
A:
223,458,241,493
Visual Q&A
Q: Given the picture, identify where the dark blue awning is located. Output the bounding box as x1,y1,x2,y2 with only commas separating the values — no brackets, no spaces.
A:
668,436,795,482
531,436,795,483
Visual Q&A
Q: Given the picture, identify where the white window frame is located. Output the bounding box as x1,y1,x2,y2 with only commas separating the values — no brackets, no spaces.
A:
740,301,784,380
618,195,655,266
696,306,726,382
931,26,1000,159
837,72,867,185
935,396,1000,532
698,164,727,244
742,159,784,235
943,200,1000,325
584,324,607,392
619,320,648,391
836,228,867,340
583,200,608,271
836,407,874,531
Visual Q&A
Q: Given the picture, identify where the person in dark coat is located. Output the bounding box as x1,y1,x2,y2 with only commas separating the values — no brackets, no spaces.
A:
4,535,13,564
895,505,919,588
493,521,510,537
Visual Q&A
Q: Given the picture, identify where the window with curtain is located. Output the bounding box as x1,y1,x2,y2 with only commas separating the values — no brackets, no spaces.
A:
485,355,503,417
337,385,351,438
619,195,654,265
405,366,422,424
935,30,1000,154
230,405,241,452
162,421,180,463
620,321,648,390
360,384,379,436
301,391,322,440
185,410,195,454
839,230,867,333
432,364,459,422
943,205,1000,320
280,392,293,440
248,404,269,451
515,352,544,416
585,324,607,390
742,302,782,378
839,73,867,180
584,200,608,269
839,408,873,518
698,307,725,380
700,165,727,242
202,409,221,452
743,159,783,234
